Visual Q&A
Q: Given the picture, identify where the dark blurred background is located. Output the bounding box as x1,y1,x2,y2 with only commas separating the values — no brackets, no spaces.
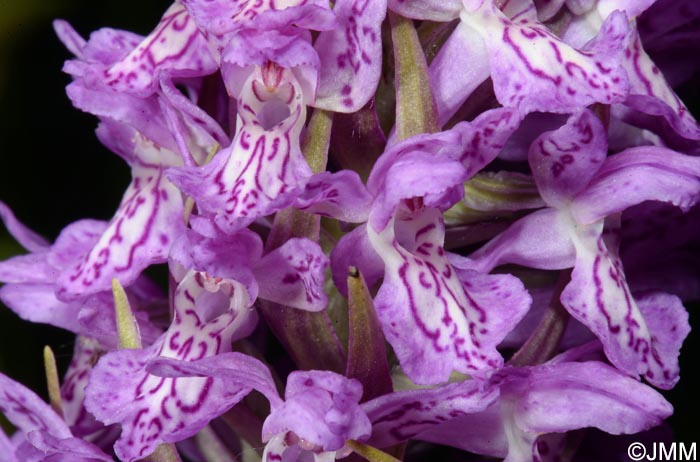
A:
0,0,698,448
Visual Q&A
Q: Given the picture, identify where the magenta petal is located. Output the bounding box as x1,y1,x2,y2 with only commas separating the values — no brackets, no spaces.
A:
453,107,521,177
363,378,499,448
0,284,83,334
0,372,111,462
58,167,185,299
429,20,491,126
97,3,217,96
254,238,329,312
469,208,577,273
147,352,282,409
466,4,631,114
85,271,256,461
528,109,607,207
0,201,50,252
61,337,109,437
369,209,523,384
168,68,311,234
295,170,373,223
330,224,385,297
571,146,700,224
513,361,673,434
621,32,700,141
561,222,688,389
370,151,467,232
387,0,462,21
314,0,387,112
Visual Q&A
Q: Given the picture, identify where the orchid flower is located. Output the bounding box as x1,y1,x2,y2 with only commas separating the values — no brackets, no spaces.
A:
0,201,163,347
0,372,113,462
389,0,632,124
329,109,534,385
470,109,697,388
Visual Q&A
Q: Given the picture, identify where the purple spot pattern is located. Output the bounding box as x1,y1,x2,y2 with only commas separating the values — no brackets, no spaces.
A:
528,109,606,206
621,32,700,139
314,0,387,111
58,138,185,299
368,208,506,385
60,336,108,437
167,67,311,234
463,3,630,114
85,271,255,461
363,378,497,448
101,3,217,96
256,238,329,312
561,223,680,389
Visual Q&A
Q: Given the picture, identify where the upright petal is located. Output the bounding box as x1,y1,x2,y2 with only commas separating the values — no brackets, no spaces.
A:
94,3,218,96
528,109,607,208
314,0,388,111
0,201,50,252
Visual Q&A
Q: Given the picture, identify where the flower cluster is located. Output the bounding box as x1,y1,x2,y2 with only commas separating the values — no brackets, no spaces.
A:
1,0,699,461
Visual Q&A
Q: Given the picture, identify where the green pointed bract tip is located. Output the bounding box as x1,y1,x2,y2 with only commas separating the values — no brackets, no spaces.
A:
346,440,402,462
346,267,392,402
389,11,438,140
43,345,64,418
112,278,142,350
443,171,544,226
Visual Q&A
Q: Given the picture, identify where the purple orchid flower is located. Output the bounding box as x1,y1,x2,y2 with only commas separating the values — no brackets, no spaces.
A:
470,109,698,388
560,0,700,143
148,354,371,462
328,109,534,385
0,201,163,347
0,372,113,462
53,19,225,299
84,269,259,461
390,0,631,124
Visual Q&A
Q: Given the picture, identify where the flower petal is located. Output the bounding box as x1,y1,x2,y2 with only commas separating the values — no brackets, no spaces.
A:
254,238,329,312
58,165,185,299
512,361,673,433
560,219,688,388
314,0,387,112
363,378,499,448
528,109,607,207
571,146,700,224
0,201,50,252
387,0,462,21
85,271,256,461
97,3,217,96
295,170,373,223
369,208,522,384
620,32,700,141
463,4,631,114
468,208,577,273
